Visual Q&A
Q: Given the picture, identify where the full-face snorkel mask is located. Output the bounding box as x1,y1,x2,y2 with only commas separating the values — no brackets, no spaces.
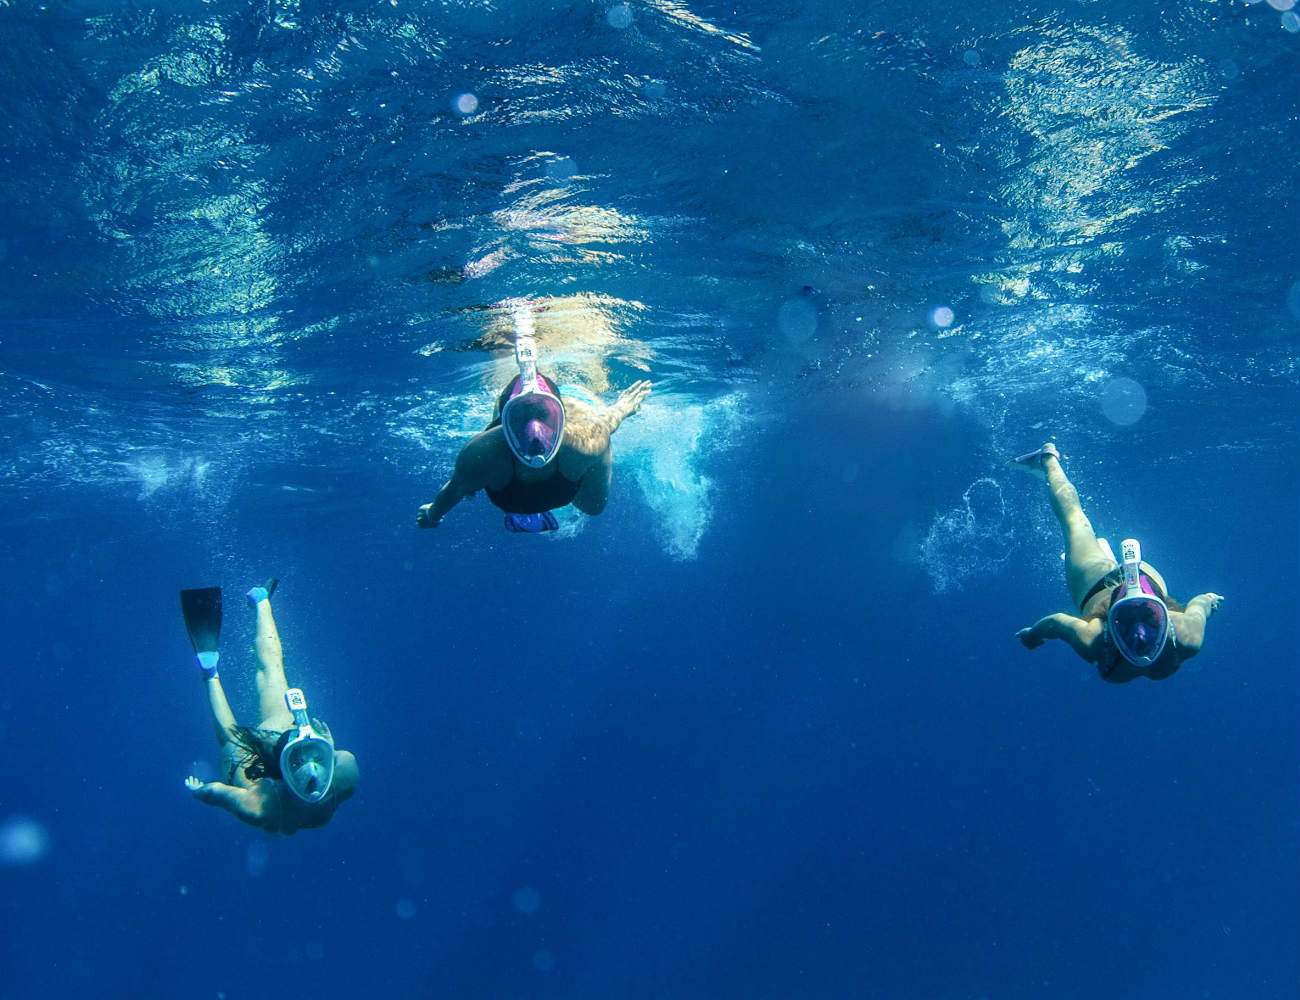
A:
1106,539,1173,668
500,308,565,468
279,688,335,803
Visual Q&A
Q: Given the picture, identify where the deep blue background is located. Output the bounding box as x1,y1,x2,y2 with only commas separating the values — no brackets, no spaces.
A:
1,1,1297,998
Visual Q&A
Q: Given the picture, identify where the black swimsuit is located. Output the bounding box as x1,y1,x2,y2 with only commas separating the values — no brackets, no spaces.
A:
485,465,581,514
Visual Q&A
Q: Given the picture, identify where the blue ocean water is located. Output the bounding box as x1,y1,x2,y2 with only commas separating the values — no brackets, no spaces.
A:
1,0,1297,997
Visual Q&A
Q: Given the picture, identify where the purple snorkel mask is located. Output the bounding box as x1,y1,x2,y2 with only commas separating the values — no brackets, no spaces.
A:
500,323,565,468
1106,538,1173,668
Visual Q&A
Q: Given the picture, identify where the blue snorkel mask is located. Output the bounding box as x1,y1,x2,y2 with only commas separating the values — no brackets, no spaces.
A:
1106,539,1173,668
500,308,565,468
279,688,335,804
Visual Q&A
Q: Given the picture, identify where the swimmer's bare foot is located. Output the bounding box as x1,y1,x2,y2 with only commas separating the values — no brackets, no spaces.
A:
1008,442,1060,480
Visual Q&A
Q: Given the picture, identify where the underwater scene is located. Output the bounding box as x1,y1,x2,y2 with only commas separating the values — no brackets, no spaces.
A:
1,0,1297,997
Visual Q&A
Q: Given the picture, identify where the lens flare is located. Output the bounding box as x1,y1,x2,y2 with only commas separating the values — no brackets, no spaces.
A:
1100,376,1147,426
512,886,541,914
0,816,50,865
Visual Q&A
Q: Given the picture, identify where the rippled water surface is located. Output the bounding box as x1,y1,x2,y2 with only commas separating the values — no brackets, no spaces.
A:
1,2,1297,997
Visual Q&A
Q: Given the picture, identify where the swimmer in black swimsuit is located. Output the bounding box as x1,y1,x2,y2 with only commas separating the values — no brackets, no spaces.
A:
1010,442,1223,683
416,308,651,533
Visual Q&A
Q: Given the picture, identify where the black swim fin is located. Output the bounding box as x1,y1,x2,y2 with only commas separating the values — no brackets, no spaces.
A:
180,587,222,674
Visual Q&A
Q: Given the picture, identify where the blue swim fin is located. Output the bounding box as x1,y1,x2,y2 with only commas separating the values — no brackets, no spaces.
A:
246,577,279,608
504,511,559,534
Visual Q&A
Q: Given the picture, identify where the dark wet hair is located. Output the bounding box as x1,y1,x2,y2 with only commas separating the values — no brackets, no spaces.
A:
228,718,333,783
228,727,286,781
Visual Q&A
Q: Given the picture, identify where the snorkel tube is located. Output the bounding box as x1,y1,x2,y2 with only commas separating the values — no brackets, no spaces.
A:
1119,538,1143,596
513,303,538,377
1107,539,1173,668
278,688,335,804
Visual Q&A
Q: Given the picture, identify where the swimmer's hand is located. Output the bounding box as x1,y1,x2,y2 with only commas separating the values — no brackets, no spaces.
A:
185,776,205,794
1189,593,1224,618
416,503,439,529
1016,627,1045,650
615,379,652,419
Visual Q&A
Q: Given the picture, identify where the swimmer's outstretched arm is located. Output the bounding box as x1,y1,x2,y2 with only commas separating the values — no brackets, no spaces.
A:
418,476,469,528
1173,593,1224,655
1016,613,1102,660
417,432,507,528
185,776,266,827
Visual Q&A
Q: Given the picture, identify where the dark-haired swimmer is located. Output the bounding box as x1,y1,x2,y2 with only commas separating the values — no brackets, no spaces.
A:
1011,442,1224,683
416,306,651,534
180,581,358,833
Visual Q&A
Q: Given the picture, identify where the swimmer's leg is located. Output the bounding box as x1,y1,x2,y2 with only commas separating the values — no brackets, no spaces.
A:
250,590,294,730
205,676,238,746
1040,451,1116,608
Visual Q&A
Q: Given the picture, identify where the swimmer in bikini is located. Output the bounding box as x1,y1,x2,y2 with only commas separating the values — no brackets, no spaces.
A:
1011,442,1224,683
416,304,651,533
180,580,359,832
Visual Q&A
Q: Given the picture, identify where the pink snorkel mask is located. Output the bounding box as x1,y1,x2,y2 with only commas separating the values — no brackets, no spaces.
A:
500,315,564,468
1107,538,1173,668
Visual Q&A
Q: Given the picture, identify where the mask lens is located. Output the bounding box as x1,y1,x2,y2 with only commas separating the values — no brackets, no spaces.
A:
281,736,335,802
503,393,563,464
1110,597,1169,663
